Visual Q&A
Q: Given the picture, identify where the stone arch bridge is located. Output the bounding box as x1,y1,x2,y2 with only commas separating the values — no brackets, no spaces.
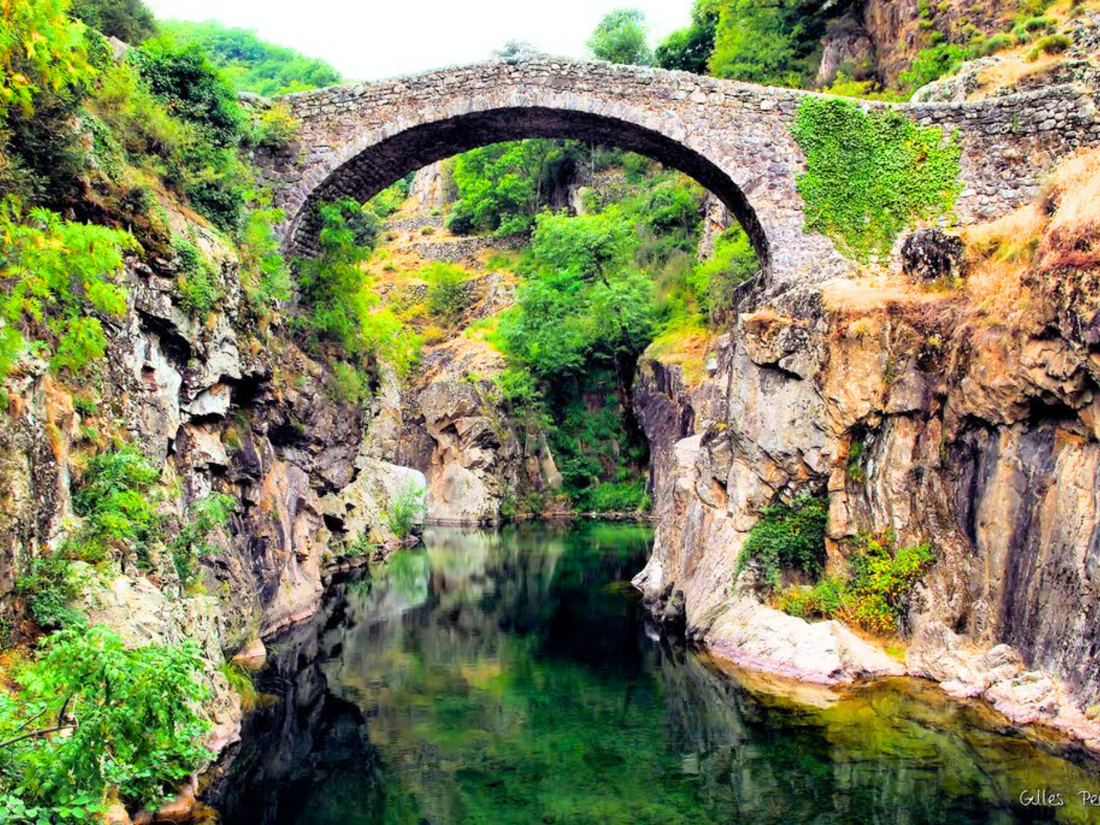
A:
256,57,1100,285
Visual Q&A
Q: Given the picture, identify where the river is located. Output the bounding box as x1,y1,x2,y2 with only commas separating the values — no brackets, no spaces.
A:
208,522,1100,824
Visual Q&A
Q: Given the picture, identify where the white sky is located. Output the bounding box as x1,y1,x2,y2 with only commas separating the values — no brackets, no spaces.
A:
144,0,694,82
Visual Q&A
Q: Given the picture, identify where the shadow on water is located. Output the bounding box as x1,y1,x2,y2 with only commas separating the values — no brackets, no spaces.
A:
207,522,1100,825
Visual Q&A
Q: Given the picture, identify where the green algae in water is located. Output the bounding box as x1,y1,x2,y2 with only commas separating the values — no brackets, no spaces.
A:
213,523,1100,825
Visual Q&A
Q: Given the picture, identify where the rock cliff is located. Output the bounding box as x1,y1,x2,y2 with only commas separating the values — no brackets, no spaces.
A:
633,255,1100,747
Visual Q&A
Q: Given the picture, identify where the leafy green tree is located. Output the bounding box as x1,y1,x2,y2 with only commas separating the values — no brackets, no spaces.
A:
586,9,652,66
447,140,582,236
69,0,157,44
655,0,719,74
160,20,341,95
71,444,161,563
0,198,135,385
0,0,95,119
708,0,839,86
295,199,420,374
128,37,248,230
0,625,211,819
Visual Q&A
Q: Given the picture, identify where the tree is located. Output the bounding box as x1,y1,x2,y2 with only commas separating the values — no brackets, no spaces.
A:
0,0,95,119
586,9,652,66
708,0,840,86
70,0,157,44
160,20,341,95
447,140,583,236
654,0,719,74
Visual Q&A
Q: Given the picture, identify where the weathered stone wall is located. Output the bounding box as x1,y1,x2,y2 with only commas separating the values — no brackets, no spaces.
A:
409,234,526,264
257,57,1100,288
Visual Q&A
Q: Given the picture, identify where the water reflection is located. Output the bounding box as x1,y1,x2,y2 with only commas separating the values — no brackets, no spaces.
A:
210,523,1100,825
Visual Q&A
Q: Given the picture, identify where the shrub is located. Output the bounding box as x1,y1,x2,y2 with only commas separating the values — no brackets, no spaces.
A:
738,495,828,587
171,236,222,317
219,661,259,711
15,552,83,631
0,625,211,817
71,444,161,563
169,493,236,587
574,480,649,513
689,226,758,318
1030,34,1072,59
899,42,967,90
70,0,157,44
775,533,936,634
423,263,470,323
238,206,291,309
328,361,366,405
384,480,427,539
0,198,135,383
251,102,299,151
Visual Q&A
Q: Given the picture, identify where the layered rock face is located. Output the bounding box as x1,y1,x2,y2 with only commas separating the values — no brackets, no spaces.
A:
634,279,1100,746
0,223,425,759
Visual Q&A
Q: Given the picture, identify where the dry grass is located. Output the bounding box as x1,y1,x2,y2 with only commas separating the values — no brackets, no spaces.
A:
821,276,953,319
961,204,1045,321
1040,148,1100,270
645,321,713,387
975,51,1065,99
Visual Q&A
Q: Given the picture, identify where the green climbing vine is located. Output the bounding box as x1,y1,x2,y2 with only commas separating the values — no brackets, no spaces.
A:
791,97,962,262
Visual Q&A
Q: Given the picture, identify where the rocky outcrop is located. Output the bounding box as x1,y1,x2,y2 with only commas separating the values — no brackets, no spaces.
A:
0,218,431,769
633,272,1100,746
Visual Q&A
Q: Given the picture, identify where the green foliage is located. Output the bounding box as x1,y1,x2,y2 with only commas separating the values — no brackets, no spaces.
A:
655,0,719,74
294,197,378,352
775,533,936,634
169,493,235,588
160,20,341,95
15,551,83,631
328,361,366,406
899,42,967,90
71,444,160,563
688,225,758,319
171,235,222,317
250,102,299,151
1030,34,1072,58
708,0,835,86
366,176,412,218
422,263,470,324
573,480,649,514
219,661,259,711
738,495,828,587
0,0,95,120
792,97,962,262
69,0,157,44
447,140,583,236
0,625,211,819
238,206,291,308
128,37,248,230
384,481,427,539
587,9,652,66
294,199,421,374
0,198,134,382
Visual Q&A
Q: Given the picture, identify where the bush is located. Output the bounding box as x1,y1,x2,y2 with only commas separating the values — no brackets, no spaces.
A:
238,206,291,309
0,198,135,383
1030,34,1072,59
423,263,470,323
384,481,427,539
251,102,299,151
328,361,366,405
71,444,161,564
574,480,649,513
15,552,83,631
689,226,758,319
0,625,211,817
899,42,967,90
70,0,157,44
738,495,828,587
172,236,222,317
775,533,936,634
169,493,236,588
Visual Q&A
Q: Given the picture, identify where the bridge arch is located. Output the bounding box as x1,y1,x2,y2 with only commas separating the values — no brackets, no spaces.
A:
287,106,771,269
262,58,1100,285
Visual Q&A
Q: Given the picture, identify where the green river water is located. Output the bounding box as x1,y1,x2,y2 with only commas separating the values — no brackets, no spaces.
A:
212,522,1100,824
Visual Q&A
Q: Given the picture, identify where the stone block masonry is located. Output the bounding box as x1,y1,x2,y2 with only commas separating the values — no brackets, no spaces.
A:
254,57,1100,287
